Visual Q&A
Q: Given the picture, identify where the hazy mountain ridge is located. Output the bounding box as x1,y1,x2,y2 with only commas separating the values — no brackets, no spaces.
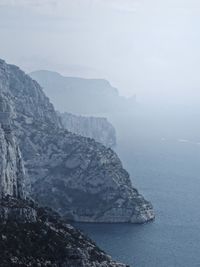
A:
29,70,136,115
59,111,116,147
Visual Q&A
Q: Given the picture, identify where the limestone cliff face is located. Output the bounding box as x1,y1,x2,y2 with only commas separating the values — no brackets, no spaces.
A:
59,112,116,147
0,59,154,223
0,92,36,223
0,92,26,199
0,59,127,267
0,125,25,199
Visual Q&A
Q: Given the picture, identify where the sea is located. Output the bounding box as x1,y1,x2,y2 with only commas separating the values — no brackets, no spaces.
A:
75,104,200,267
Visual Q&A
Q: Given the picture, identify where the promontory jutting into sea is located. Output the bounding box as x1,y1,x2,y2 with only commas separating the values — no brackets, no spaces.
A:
1,1,200,266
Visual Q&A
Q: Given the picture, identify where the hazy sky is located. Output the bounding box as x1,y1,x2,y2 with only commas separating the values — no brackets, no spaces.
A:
0,0,200,104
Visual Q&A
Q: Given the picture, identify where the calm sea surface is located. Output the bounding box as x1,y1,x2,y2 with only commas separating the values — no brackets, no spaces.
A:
75,106,200,267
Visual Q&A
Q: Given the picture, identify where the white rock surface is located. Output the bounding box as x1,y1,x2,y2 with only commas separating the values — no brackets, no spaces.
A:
59,112,116,147
0,112,25,199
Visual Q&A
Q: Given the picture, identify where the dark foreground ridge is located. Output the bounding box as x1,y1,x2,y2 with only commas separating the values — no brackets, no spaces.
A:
0,197,128,267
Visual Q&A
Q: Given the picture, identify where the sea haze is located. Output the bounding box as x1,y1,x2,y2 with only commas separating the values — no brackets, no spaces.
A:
75,104,200,267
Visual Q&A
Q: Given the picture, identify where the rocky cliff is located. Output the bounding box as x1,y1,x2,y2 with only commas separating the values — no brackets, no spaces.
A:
0,96,26,199
59,112,116,147
0,63,127,266
0,124,25,199
0,94,35,222
0,59,154,223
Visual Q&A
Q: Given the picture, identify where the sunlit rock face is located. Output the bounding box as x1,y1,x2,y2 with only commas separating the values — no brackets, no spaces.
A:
0,92,36,222
0,59,154,223
59,111,116,147
0,125,25,199
0,96,25,199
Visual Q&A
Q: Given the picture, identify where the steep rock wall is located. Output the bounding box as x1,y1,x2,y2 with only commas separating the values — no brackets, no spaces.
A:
59,112,116,147
0,59,154,223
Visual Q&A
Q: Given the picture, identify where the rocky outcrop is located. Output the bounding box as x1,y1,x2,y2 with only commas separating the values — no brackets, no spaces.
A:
0,196,37,223
0,59,154,223
59,112,116,147
0,125,25,199
0,98,25,199
0,62,127,266
0,94,35,222
0,197,127,267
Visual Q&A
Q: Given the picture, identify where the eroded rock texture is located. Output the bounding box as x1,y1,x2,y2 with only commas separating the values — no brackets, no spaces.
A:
0,60,127,266
0,59,154,223
0,197,128,267
59,112,116,147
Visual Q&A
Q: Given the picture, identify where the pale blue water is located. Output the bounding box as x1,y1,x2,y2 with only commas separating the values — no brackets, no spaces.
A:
75,106,200,267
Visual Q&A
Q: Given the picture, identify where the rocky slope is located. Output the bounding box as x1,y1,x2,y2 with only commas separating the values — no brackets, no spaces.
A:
59,112,116,147
0,197,127,267
0,59,154,223
29,70,136,115
0,77,127,266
